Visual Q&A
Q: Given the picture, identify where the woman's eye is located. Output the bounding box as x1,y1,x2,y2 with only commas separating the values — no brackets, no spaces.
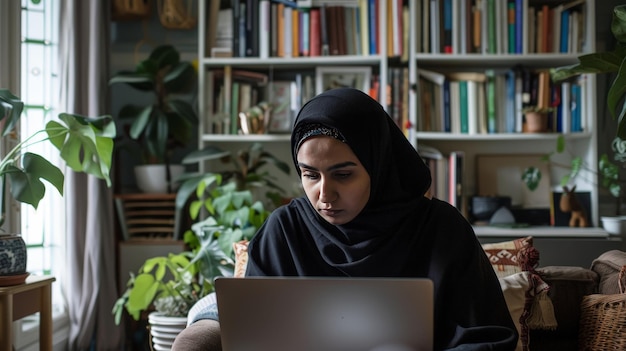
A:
302,171,319,180
334,172,351,179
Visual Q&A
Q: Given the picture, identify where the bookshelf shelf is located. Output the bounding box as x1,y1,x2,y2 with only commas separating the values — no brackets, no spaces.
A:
199,55,385,69
413,53,583,68
411,0,600,226
200,134,291,143
474,226,611,238
416,131,593,141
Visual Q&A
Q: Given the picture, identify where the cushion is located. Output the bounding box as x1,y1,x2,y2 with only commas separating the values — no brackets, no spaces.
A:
482,236,535,278
233,240,249,278
499,272,532,351
590,250,626,294
500,270,556,351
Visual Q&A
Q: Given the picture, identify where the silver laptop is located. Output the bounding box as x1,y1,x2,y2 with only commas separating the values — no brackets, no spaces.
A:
215,277,434,351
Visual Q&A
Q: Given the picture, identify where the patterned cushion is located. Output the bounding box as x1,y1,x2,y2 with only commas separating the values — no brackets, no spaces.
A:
233,240,249,278
482,236,534,278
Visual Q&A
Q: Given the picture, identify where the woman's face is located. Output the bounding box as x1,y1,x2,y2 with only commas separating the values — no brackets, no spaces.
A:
296,136,371,225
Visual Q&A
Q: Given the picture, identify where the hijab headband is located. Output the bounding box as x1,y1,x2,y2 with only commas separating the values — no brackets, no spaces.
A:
293,122,347,155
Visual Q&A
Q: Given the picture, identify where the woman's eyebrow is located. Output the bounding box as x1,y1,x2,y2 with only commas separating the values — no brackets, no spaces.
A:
298,161,358,172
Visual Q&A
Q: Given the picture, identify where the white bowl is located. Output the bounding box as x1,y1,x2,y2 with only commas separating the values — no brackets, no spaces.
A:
601,216,626,236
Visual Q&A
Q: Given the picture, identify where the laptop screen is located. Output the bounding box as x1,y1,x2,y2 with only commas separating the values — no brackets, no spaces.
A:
215,277,434,351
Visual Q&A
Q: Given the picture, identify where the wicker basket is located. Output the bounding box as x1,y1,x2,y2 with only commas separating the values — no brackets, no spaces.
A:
578,265,626,351
157,0,196,30
112,0,152,20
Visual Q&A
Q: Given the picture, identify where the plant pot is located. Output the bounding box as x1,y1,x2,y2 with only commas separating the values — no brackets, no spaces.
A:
0,234,29,286
134,164,185,194
601,216,626,236
148,312,188,351
524,112,548,133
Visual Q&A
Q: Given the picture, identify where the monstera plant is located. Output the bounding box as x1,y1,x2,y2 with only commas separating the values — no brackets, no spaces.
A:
0,89,115,226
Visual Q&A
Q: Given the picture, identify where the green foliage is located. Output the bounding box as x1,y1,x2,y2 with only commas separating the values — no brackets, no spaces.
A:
176,142,291,210
113,165,274,323
550,5,626,139
522,135,624,202
0,89,115,225
185,177,270,283
112,248,212,324
109,44,197,164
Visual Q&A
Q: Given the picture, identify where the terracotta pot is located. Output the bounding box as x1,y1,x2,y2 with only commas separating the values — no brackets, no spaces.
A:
524,112,548,133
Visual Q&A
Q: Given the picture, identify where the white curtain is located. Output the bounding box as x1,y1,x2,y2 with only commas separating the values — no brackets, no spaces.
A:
58,1,122,349
0,0,21,235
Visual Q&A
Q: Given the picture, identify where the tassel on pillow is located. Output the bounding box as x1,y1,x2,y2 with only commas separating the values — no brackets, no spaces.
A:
527,275,558,330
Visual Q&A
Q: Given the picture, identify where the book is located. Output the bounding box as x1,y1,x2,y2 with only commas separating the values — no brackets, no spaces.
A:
310,7,321,56
430,0,440,53
443,0,453,53
459,80,469,133
448,151,465,212
358,0,369,56
259,0,270,58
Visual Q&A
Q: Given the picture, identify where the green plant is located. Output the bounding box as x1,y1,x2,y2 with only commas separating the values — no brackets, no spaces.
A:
109,44,197,165
185,176,270,283
0,89,115,226
522,135,624,214
112,233,212,324
112,176,269,323
176,142,292,211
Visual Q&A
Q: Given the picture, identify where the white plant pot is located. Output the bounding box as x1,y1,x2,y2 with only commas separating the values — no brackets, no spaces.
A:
148,312,188,351
601,216,626,236
134,164,185,193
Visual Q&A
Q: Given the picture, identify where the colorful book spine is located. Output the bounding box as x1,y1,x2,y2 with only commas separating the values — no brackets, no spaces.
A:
515,0,523,53
443,0,453,53
459,80,469,133
560,10,570,53
507,1,515,54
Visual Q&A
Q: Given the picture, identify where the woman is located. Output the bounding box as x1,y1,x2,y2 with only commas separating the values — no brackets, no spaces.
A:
173,88,517,350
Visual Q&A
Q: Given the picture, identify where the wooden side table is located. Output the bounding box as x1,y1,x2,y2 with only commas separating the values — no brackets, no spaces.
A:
0,275,56,351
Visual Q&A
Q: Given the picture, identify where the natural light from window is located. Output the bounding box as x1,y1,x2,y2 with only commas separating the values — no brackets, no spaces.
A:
14,1,68,349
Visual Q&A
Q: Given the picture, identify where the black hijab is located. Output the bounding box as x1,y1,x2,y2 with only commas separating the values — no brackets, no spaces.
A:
250,88,436,276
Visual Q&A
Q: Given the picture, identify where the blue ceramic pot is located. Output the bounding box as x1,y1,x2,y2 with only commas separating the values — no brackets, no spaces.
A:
0,234,27,275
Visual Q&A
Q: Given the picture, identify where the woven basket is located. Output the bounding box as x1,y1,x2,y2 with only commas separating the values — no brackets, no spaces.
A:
157,0,196,30
112,0,151,20
578,265,626,351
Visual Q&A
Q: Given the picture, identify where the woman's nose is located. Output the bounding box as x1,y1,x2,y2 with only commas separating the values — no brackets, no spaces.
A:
318,178,336,203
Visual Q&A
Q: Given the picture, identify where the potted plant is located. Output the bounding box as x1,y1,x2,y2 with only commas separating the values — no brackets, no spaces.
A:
112,173,272,347
523,5,626,233
522,106,555,133
109,44,197,193
0,89,115,280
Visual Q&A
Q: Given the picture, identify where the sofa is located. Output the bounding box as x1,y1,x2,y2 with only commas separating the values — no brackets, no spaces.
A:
172,238,626,351
487,237,626,351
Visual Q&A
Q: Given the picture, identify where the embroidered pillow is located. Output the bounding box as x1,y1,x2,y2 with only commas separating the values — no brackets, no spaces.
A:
482,236,535,278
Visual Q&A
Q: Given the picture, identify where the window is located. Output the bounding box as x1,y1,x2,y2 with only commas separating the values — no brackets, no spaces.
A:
13,1,69,349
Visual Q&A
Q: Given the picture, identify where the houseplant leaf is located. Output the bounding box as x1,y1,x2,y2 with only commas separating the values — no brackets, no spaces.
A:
5,153,63,209
46,113,115,186
0,89,24,137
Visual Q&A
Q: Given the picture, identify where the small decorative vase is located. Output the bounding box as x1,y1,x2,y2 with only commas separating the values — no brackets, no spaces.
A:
601,216,626,236
525,112,548,133
0,234,27,275
134,164,185,193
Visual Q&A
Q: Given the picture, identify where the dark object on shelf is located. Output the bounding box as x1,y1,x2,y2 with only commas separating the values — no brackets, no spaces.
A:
471,196,512,222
